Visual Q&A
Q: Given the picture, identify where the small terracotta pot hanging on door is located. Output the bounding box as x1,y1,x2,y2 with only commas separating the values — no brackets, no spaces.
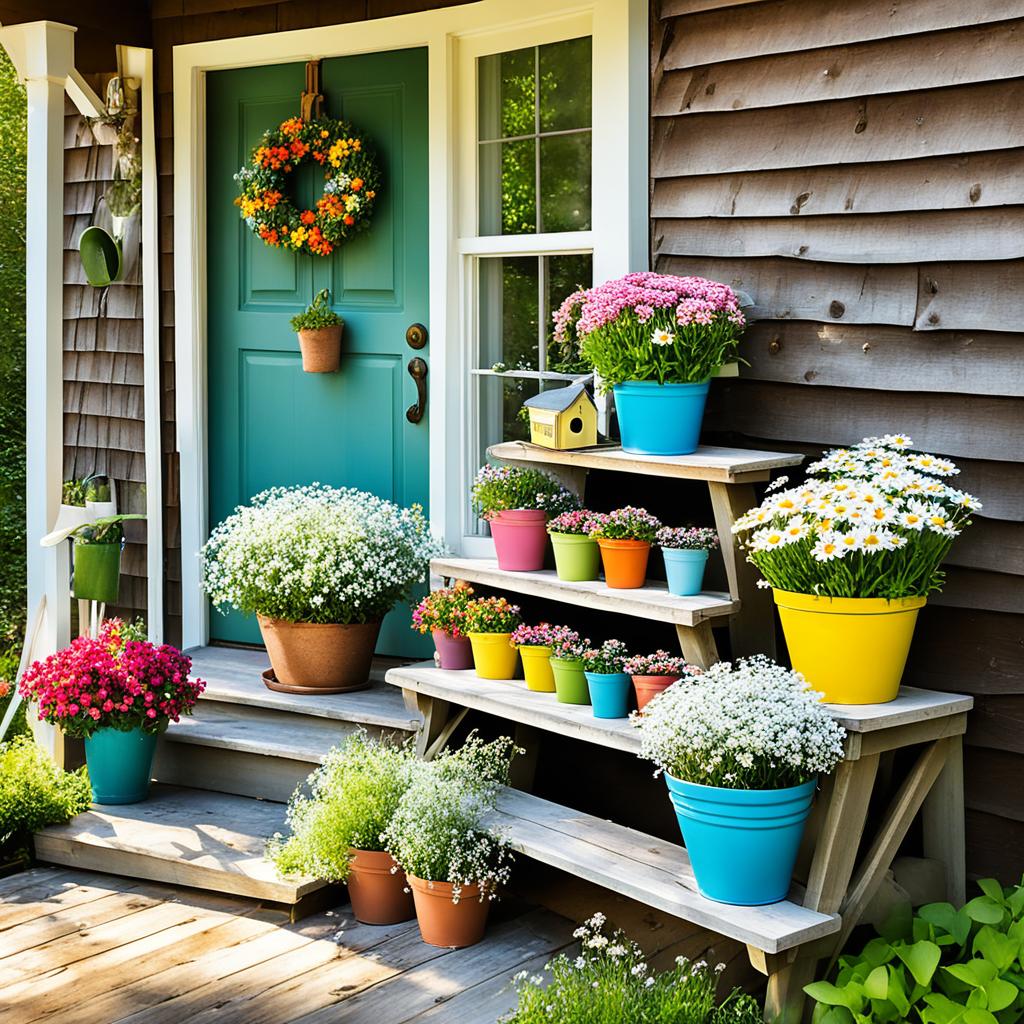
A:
298,324,343,373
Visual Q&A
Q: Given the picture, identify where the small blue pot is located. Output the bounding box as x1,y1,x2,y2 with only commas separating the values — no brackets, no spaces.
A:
84,726,158,805
664,773,816,905
612,380,711,456
663,548,710,597
584,671,632,719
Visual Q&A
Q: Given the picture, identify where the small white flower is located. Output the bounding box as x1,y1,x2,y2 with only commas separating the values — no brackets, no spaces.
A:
650,328,675,346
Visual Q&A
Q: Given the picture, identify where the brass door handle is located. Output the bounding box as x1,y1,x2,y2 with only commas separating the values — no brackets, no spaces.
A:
406,357,427,423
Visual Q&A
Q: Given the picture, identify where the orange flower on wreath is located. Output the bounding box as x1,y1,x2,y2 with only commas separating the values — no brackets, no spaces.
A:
316,194,345,219
280,117,304,137
299,209,316,226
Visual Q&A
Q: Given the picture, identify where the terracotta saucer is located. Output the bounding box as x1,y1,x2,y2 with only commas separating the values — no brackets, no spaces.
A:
261,668,372,696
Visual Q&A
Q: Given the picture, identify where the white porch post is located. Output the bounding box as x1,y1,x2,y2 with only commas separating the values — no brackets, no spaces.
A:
0,21,76,761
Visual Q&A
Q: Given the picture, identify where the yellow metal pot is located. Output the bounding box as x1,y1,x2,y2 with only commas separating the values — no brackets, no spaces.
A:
773,590,926,705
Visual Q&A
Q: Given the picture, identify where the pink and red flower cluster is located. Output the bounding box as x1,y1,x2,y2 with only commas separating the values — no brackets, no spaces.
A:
18,620,205,739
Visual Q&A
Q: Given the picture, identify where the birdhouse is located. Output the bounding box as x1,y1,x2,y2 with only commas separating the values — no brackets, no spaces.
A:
522,382,598,450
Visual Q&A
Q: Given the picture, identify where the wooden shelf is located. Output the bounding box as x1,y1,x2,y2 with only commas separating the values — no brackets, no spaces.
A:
386,663,973,759
485,786,839,954
431,557,737,627
488,440,803,484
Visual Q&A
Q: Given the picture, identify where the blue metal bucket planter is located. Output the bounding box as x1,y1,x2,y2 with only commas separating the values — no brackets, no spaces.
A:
664,773,817,905
612,380,711,456
584,671,632,719
662,548,709,596
84,726,158,804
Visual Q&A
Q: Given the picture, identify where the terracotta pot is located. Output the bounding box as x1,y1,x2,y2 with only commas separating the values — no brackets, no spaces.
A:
431,630,474,671
257,616,381,694
407,875,490,948
347,849,415,925
633,673,681,711
297,324,343,373
597,538,651,589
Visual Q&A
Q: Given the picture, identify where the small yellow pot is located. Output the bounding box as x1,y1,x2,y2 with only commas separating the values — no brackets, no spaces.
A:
468,632,519,680
773,589,926,704
517,645,556,692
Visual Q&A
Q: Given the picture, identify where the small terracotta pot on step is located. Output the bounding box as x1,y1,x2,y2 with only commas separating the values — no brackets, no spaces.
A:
347,849,415,925
407,875,490,948
632,673,681,711
297,325,343,373
258,616,381,694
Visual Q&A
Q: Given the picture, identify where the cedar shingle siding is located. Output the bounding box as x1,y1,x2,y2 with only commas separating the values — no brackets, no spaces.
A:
652,0,1024,880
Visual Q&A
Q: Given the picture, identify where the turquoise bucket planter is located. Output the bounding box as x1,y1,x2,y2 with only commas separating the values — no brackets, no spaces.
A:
84,726,158,804
612,380,711,456
664,773,817,905
663,548,710,597
584,671,632,719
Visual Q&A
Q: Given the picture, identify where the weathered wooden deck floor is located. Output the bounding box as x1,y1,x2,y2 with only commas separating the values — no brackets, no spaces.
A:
0,867,573,1023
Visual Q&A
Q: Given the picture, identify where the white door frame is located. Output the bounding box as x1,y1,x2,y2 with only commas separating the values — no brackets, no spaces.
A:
173,0,648,649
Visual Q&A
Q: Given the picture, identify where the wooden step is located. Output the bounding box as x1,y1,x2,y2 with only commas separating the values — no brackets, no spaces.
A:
486,786,838,954
186,645,422,731
386,663,974,757
431,557,736,626
33,786,326,908
489,440,803,484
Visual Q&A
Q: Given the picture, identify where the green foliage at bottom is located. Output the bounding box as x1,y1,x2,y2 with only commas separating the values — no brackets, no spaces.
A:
502,913,763,1024
806,878,1024,1024
0,737,91,863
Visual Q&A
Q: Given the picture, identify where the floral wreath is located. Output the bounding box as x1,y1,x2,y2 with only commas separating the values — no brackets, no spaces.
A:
234,116,381,257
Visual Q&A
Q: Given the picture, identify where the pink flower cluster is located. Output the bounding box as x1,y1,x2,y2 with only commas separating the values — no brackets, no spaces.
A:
18,620,206,740
547,509,607,536
550,629,592,662
623,650,698,678
511,622,576,648
411,584,475,638
555,273,744,343
656,525,721,551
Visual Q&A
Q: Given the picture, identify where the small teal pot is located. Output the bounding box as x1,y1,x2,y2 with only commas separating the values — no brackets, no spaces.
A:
584,671,632,719
84,726,159,805
664,773,817,906
663,548,710,597
612,380,711,456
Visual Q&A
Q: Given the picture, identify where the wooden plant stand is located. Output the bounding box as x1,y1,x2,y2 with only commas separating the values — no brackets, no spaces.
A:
388,441,973,1022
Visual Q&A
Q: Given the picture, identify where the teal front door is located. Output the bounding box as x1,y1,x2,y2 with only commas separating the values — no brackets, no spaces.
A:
206,49,430,655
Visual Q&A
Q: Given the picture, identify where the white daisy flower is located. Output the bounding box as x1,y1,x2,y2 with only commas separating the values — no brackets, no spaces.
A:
651,328,675,346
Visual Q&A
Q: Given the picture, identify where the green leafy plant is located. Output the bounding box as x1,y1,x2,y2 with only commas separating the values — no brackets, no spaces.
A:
471,464,581,520
0,736,91,863
290,288,343,333
502,912,763,1024
85,479,111,503
71,513,144,547
805,877,1024,1024
268,732,417,881
62,478,88,506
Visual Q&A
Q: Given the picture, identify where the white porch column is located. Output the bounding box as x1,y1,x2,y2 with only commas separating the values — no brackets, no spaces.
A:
0,21,76,760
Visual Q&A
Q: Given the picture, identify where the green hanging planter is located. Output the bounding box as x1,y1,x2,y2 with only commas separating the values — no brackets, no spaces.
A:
73,541,122,603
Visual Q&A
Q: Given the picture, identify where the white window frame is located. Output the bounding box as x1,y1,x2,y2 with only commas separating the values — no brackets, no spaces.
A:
454,8,648,555
172,0,647,647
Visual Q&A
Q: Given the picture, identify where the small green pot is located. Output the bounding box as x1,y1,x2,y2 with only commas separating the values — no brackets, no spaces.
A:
73,542,122,603
549,656,591,705
549,532,601,582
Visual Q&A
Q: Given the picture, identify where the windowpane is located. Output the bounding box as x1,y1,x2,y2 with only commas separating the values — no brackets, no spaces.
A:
539,37,592,132
539,133,591,232
477,37,591,237
546,253,592,371
479,257,539,371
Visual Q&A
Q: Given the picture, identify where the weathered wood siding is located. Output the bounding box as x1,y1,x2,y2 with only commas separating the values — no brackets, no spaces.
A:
63,91,148,623
652,0,1024,880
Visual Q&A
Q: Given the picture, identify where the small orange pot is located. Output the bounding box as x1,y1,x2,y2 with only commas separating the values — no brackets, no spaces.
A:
407,875,490,948
633,674,681,711
258,616,381,694
347,849,415,925
597,538,651,589
297,324,343,373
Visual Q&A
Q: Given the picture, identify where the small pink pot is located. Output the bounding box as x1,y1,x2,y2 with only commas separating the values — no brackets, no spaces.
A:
489,509,548,572
432,630,474,671
633,674,681,711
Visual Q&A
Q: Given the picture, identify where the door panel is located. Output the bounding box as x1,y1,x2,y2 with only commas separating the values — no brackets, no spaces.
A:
207,50,430,655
